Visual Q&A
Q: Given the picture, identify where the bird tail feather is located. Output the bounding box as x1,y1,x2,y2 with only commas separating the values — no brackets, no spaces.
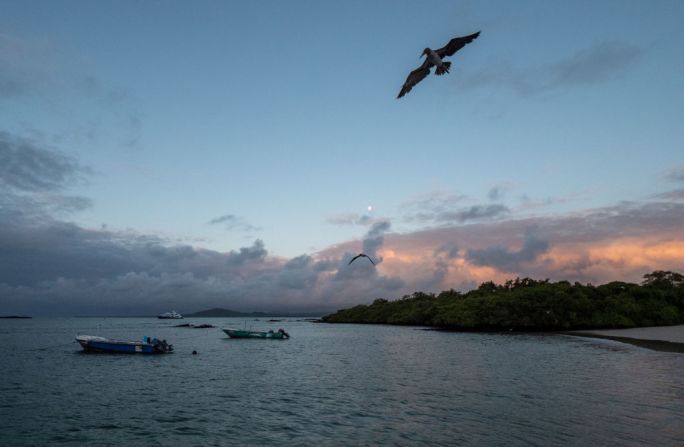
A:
435,62,451,75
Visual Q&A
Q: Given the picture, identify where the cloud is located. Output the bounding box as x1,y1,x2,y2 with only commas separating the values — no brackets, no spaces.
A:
407,203,510,225
465,227,550,272
325,212,380,226
548,41,644,88
0,207,407,315
0,131,92,226
0,33,142,149
653,189,684,201
402,190,468,212
208,214,262,232
317,199,684,292
363,221,391,258
334,220,394,283
2,177,683,316
663,166,684,183
402,189,510,225
435,242,460,259
487,184,511,201
441,204,510,223
463,41,645,96
426,242,461,288
0,131,89,192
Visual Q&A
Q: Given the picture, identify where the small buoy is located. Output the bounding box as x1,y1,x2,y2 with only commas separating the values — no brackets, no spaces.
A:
192,350,197,355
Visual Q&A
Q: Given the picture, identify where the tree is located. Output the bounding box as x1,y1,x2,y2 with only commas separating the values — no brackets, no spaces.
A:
642,271,684,288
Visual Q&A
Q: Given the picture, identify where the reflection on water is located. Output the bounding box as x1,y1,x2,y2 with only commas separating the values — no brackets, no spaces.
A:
1,318,683,446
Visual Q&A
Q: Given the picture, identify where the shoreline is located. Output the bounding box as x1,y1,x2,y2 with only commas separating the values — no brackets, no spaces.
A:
563,325,684,353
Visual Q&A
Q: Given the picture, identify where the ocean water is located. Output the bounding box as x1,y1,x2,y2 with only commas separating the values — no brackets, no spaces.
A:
1,318,683,446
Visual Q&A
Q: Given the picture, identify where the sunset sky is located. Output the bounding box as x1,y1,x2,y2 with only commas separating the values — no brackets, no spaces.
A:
2,0,683,315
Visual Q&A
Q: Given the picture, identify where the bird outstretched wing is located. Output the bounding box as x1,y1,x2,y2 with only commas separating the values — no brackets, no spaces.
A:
348,253,376,265
397,59,432,98
435,31,480,58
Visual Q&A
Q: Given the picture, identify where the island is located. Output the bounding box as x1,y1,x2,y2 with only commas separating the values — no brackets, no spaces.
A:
322,270,684,331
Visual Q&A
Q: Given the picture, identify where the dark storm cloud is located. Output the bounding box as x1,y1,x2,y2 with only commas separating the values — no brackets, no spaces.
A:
463,41,644,95
466,228,550,272
208,214,262,232
0,132,89,192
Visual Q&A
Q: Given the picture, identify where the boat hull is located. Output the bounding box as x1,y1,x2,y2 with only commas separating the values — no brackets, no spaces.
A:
222,329,289,339
76,335,173,354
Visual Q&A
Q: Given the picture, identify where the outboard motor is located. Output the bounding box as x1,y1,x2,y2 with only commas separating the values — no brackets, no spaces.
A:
151,337,173,353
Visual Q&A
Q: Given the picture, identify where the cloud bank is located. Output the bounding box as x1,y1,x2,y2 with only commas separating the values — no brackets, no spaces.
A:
2,198,683,316
1,132,683,317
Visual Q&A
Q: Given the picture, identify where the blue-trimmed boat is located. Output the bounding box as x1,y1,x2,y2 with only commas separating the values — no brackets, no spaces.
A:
76,335,173,354
222,328,290,339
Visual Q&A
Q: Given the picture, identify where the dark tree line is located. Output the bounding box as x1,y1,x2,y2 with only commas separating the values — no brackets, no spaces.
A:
321,271,684,331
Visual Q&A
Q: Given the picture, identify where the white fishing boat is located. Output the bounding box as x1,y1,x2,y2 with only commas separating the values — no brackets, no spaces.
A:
157,310,183,319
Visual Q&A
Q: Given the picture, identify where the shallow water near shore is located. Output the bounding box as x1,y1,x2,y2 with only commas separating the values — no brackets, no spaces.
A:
1,318,683,446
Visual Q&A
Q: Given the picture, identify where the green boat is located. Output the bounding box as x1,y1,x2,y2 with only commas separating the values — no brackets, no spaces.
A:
222,328,290,339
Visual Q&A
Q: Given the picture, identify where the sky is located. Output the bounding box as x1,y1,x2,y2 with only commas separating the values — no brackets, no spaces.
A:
1,0,683,316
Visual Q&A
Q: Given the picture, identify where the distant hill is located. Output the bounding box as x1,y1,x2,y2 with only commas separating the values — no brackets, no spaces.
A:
184,308,268,318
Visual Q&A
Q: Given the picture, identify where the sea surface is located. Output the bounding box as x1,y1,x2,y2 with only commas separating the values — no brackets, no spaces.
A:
1,318,683,446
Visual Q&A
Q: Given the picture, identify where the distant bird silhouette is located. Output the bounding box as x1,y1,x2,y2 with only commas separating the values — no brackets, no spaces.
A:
397,31,480,98
348,253,376,265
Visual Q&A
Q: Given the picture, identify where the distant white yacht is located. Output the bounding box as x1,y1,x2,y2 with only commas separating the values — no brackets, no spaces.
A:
157,310,183,319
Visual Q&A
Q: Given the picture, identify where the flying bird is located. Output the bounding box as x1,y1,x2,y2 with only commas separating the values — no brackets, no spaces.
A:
348,253,376,266
397,31,480,98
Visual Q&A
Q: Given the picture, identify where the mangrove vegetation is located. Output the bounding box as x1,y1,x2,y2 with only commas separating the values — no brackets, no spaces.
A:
322,271,684,331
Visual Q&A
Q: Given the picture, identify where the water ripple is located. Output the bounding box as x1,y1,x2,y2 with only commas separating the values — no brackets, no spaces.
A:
1,319,683,446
